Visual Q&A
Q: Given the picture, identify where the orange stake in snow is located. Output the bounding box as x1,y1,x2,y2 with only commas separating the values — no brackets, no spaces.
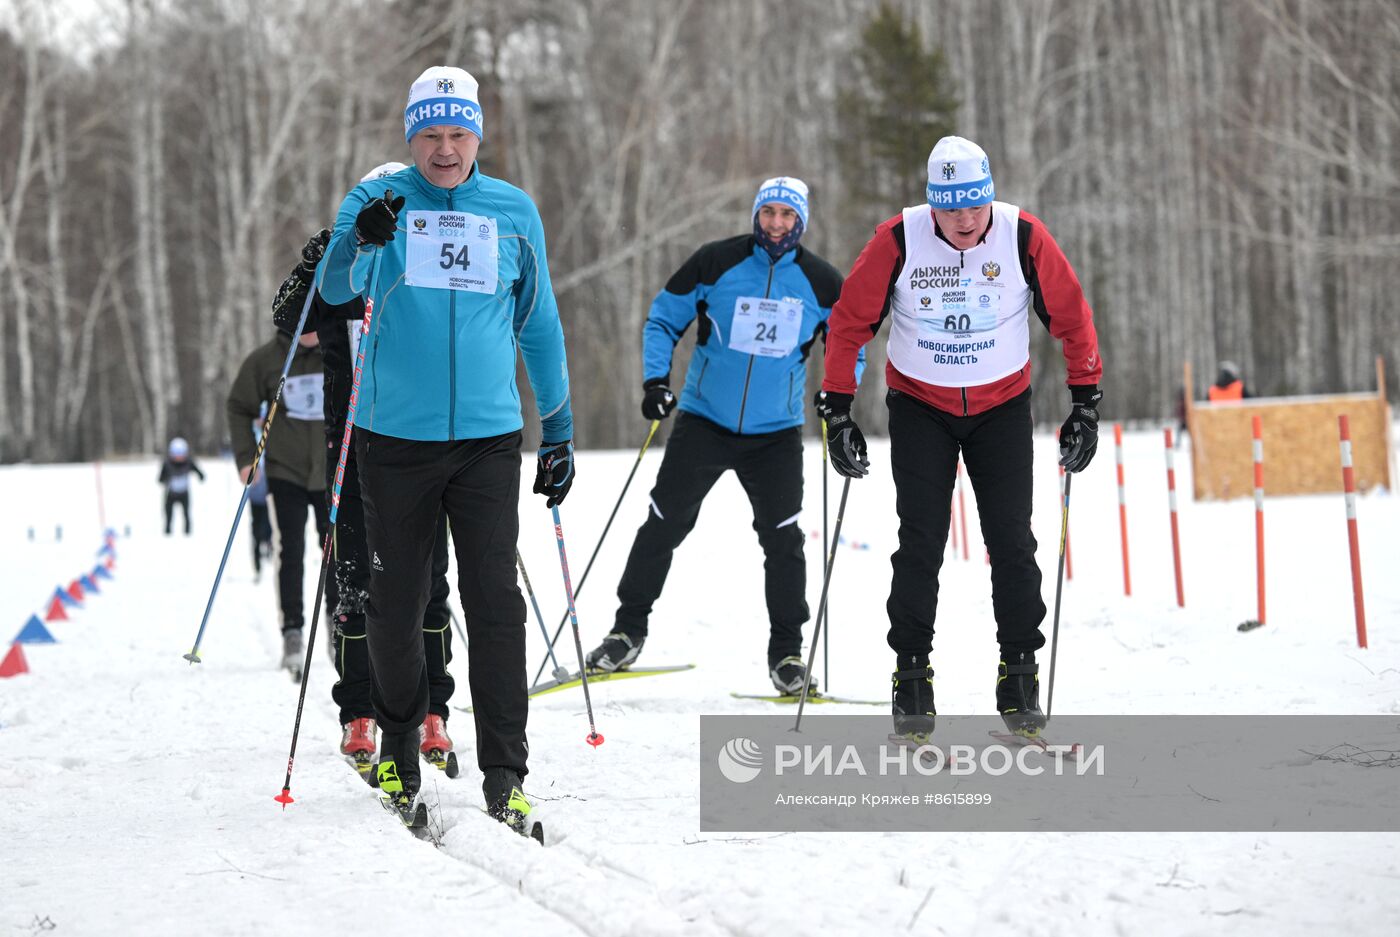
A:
1252,416,1266,626
1338,415,1368,648
1115,423,1131,596
1164,428,1185,607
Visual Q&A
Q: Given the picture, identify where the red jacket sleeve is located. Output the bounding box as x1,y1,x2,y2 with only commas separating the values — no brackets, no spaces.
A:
822,214,904,395
1021,210,1102,387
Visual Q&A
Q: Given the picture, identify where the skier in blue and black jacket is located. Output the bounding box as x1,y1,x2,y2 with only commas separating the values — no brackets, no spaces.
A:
317,66,573,832
585,176,863,695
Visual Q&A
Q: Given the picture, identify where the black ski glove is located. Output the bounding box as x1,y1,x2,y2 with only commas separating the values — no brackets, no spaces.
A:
641,378,677,421
354,191,405,247
534,441,575,508
272,228,333,333
1058,386,1103,473
823,393,869,479
813,389,835,422
297,228,332,281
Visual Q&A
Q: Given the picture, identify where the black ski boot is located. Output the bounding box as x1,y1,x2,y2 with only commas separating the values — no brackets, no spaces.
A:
585,631,644,672
891,654,935,741
483,766,541,841
375,730,426,828
996,651,1048,737
769,655,817,696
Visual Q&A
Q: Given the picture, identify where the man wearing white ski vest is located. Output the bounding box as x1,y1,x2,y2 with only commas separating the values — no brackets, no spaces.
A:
820,136,1103,741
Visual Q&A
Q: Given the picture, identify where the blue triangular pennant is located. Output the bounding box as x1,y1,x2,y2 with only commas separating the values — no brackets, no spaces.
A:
15,615,57,644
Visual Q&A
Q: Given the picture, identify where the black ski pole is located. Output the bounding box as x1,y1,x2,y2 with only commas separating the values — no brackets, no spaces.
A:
519,550,568,683
277,230,390,806
551,506,604,747
821,418,830,691
530,419,660,686
186,287,316,664
794,476,851,732
1046,471,1072,719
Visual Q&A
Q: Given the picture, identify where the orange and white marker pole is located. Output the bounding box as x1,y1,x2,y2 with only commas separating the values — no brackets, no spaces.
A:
1164,428,1185,607
1114,424,1131,596
1338,415,1368,648
1252,416,1266,626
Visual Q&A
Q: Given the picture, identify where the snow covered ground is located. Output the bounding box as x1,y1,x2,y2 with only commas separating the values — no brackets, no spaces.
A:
4,426,1399,936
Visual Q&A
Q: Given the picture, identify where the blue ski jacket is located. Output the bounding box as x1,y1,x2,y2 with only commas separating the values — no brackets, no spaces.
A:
317,163,572,443
644,236,862,434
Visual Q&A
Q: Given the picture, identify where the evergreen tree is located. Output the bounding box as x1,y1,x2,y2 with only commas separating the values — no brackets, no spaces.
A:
837,3,959,231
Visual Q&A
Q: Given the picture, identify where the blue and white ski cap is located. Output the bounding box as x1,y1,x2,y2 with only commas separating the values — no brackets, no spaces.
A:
752,176,810,225
926,136,995,210
168,437,189,458
360,161,408,183
404,66,483,143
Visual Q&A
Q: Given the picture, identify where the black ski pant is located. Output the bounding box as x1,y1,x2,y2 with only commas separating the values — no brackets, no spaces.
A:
614,412,808,664
886,388,1046,657
356,429,527,777
328,443,454,726
163,490,190,534
249,502,272,573
266,477,336,633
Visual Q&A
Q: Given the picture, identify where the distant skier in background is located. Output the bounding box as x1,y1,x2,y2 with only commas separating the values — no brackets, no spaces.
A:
226,328,334,679
248,418,273,582
1207,360,1252,402
584,176,861,696
158,437,204,535
271,160,460,777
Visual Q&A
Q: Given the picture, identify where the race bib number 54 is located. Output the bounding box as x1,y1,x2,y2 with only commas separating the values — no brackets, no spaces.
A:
729,296,801,358
404,211,499,294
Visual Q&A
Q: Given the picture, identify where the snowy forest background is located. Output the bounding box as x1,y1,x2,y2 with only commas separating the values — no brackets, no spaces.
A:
1,0,1397,462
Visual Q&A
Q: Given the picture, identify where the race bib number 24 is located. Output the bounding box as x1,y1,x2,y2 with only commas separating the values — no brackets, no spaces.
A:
729,296,801,358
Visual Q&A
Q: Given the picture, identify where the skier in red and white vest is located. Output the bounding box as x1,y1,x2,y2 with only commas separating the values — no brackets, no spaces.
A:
819,135,1103,741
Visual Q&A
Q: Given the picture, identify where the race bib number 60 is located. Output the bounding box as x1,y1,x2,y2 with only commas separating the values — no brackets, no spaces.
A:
729,296,801,358
404,210,499,294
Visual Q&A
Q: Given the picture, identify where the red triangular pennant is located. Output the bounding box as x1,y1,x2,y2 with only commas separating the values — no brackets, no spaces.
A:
0,643,28,677
44,594,69,622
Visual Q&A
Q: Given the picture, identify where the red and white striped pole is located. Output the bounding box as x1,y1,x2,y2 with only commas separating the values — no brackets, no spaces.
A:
1338,415,1368,649
1114,423,1131,596
1164,428,1185,607
956,460,970,562
1252,415,1266,626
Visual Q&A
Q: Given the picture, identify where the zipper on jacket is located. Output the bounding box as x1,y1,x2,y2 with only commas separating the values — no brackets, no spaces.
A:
695,358,709,398
448,187,457,440
735,260,776,433
959,250,967,415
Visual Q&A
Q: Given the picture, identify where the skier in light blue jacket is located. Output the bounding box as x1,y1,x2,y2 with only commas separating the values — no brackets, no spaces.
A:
318,65,572,832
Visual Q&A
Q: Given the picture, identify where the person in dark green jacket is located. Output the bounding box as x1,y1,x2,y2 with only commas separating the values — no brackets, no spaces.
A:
226,330,335,676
